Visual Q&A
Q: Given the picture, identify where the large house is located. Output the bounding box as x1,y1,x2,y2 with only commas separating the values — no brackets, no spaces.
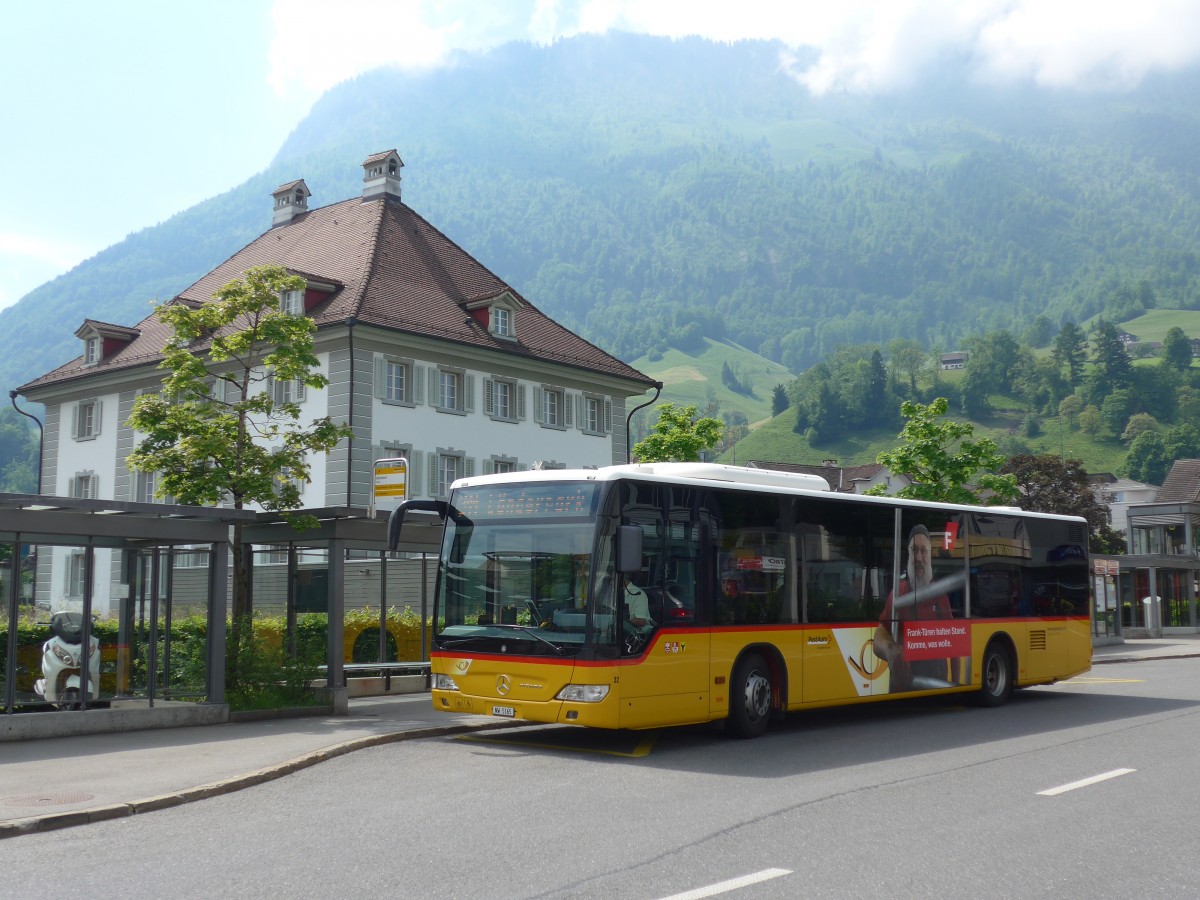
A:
17,150,658,612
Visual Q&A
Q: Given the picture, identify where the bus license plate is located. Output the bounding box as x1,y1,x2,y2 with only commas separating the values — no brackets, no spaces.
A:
492,705,515,718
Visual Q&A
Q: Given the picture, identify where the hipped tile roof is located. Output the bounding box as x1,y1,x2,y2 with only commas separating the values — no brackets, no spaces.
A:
1155,459,1200,502
20,195,655,394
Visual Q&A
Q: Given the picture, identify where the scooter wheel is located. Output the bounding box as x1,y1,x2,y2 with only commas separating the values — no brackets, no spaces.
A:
58,687,81,710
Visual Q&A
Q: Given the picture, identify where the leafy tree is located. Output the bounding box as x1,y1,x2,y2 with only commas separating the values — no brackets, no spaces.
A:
866,398,1019,505
127,265,353,681
1000,454,1124,553
886,338,925,395
1058,394,1083,426
1089,319,1133,397
1052,322,1088,386
1163,422,1200,463
632,402,723,462
1121,412,1160,445
1160,326,1193,372
771,383,789,416
1078,404,1103,438
1124,431,1170,485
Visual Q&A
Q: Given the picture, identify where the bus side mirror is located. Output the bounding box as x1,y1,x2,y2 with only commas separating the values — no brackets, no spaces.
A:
616,525,642,574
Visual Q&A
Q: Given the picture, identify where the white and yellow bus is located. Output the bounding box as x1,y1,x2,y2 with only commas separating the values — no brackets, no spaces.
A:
389,463,1091,738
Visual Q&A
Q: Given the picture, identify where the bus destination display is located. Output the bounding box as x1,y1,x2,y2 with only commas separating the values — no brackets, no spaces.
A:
455,484,597,519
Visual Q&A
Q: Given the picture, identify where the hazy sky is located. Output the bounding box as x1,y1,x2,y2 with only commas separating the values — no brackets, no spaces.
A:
3,0,1199,310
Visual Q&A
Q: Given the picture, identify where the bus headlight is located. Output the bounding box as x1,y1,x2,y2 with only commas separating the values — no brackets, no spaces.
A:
433,674,460,691
555,684,610,703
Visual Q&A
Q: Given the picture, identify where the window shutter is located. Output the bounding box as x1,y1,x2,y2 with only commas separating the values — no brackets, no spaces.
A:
266,371,276,404
464,375,475,413
484,379,495,415
483,458,494,475
374,355,386,399
296,379,307,403
428,368,439,407
516,385,526,420
413,365,424,405
94,401,103,436
604,400,613,433
533,387,544,423
563,391,573,427
407,451,421,498
72,405,81,439
428,452,439,496
464,456,475,477
576,394,585,431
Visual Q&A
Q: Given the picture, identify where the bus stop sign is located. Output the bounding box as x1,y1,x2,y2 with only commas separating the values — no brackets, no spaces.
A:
372,457,407,515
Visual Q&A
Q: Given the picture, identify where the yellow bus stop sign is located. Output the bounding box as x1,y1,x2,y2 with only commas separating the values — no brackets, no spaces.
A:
372,457,407,514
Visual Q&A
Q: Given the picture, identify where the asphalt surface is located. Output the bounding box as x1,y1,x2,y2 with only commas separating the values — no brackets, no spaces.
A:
2,634,1196,839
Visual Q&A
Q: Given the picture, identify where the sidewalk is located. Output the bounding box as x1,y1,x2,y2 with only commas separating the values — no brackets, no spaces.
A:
4,635,1200,839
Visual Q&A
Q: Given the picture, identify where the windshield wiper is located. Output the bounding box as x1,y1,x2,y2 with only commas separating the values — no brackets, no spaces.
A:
482,624,566,655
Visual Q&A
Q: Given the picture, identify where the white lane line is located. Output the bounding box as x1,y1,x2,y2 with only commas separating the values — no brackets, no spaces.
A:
1038,768,1136,796
658,868,792,900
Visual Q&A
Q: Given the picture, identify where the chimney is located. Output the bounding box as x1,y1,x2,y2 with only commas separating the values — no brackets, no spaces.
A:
821,458,837,467
271,179,311,227
362,149,404,201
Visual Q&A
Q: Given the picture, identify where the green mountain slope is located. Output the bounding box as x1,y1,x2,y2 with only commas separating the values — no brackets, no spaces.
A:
5,33,1200,407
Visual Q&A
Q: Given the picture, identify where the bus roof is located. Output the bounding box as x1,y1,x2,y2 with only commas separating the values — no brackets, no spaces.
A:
449,462,1089,525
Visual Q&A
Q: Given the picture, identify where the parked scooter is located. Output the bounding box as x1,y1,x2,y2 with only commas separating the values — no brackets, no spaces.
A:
33,612,100,709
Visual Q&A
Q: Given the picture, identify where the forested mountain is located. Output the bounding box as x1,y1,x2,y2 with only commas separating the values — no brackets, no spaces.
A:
5,32,1200,412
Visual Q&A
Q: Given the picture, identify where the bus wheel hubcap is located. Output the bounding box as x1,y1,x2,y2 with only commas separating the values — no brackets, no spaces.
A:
745,671,770,721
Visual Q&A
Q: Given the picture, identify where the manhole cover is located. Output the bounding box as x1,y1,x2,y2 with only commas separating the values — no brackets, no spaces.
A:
3,792,95,807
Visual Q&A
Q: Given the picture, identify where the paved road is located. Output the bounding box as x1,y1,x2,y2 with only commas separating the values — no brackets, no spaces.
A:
2,655,1199,898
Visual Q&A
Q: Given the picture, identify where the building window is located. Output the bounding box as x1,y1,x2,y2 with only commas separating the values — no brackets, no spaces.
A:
374,355,421,406
485,455,518,474
580,395,610,435
70,473,98,499
134,471,159,504
84,336,101,365
272,375,306,406
535,386,571,429
485,377,523,422
439,370,458,410
72,400,102,440
432,367,473,414
280,289,305,316
491,306,513,339
386,360,407,402
428,449,474,498
67,552,87,598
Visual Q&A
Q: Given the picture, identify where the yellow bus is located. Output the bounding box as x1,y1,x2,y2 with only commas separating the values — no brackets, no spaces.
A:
388,462,1091,738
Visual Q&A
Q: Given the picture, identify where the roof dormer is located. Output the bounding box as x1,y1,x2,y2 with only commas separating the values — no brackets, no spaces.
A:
464,290,523,342
74,320,140,367
362,150,404,201
271,179,311,227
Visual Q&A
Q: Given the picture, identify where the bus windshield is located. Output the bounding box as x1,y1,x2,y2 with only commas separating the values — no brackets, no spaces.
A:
434,482,607,655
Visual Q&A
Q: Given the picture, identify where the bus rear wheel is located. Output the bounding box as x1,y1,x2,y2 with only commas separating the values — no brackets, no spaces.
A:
727,652,772,738
975,642,1013,708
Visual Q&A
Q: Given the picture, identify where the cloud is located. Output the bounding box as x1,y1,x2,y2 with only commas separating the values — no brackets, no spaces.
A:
267,0,1200,99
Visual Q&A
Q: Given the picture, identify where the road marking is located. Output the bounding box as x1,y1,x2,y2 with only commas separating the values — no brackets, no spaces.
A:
455,733,657,758
657,868,792,900
1068,676,1145,684
1038,768,1136,796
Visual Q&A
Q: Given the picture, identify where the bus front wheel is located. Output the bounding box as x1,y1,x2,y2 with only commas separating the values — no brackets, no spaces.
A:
976,642,1013,708
727,652,772,738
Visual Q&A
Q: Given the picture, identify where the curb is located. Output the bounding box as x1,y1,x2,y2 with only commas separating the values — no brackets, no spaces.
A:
0,718,527,840
1092,652,1200,665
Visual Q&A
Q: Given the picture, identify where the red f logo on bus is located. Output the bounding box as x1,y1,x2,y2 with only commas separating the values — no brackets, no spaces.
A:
943,522,959,551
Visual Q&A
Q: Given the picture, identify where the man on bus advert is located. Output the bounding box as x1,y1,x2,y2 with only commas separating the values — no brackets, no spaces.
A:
872,524,967,693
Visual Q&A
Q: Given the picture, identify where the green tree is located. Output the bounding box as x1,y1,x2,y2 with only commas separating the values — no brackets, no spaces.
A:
632,402,723,462
1058,394,1083,426
866,398,1019,505
1089,319,1133,396
1078,404,1103,438
127,265,353,679
771,383,789,416
1000,454,1124,553
1160,326,1193,372
1121,412,1160,445
886,338,926,396
1124,431,1170,485
1052,322,1087,386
